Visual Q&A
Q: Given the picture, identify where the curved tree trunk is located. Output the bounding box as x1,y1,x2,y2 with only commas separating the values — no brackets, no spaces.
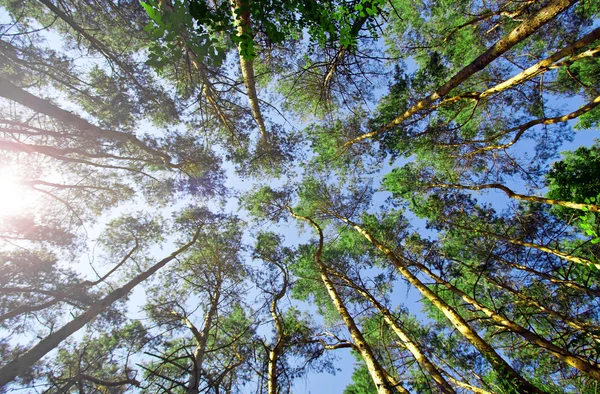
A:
441,94,600,150
465,95,600,153
0,230,200,388
335,272,456,394
287,208,403,394
329,212,545,394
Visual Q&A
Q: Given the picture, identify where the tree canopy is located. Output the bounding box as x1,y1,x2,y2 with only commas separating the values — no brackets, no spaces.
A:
0,0,599,393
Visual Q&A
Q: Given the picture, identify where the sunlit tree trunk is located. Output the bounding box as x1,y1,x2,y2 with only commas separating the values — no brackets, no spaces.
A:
433,28,600,112
428,182,600,212
479,272,600,342
267,263,288,394
287,208,404,394
344,0,578,147
230,0,268,145
412,259,600,380
329,212,545,394
335,271,456,394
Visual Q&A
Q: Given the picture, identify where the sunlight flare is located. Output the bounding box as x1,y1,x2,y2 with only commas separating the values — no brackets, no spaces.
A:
0,168,31,217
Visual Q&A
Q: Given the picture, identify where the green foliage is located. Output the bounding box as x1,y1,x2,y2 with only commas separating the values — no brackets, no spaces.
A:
5,0,600,392
45,321,148,392
142,0,228,70
241,186,291,222
143,0,385,67
343,363,378,394
546,143,600,220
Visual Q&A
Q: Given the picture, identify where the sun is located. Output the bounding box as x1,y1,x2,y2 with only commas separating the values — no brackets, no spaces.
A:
0,168,31,218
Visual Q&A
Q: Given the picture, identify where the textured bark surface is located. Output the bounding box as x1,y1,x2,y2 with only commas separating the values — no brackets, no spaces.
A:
414,261,600,380
339,274,456,394
429,182,600,212
231,0,268,144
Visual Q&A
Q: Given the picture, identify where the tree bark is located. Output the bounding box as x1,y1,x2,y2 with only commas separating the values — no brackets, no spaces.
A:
266,258,288,394
434,29,600,111
0,77,176,167
0,230,200,388
344,0,578,147
428,182,600,212
158,0,238,143
180,286,220,394
413,260,600,380
335,272,456,394
330,212,545,394
231,0,268,145
287,208,401,394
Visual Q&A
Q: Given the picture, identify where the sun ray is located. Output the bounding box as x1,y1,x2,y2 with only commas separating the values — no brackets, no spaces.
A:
0,167,33,218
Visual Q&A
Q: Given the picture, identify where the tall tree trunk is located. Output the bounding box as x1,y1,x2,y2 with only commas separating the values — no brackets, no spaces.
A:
428,182,600,212
412,259,600,380
266,259,288,394
344,0,578,147
335,272,456,394
231,0,268,145
183,286,220,394
0,230,201,388
287,208,403,394
330,212,545,394
434,28,600,110
0,77,176,167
